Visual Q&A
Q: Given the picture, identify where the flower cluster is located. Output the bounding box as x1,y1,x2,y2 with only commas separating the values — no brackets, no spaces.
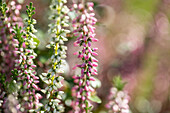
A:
71,2,99,113
12,3,42,112
105,77,130,113
0,0,23,78
106,87,130,113
40,0,70,112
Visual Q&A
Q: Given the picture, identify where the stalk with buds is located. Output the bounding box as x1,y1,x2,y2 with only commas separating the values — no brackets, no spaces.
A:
40,0,70,112
71,1,100,113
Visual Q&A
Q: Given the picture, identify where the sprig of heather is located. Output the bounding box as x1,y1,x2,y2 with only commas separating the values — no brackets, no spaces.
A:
0,0,23,79
40,0,70,112
0,1,23,112
71,2,100,113
12,3,42,112
105,76,130,113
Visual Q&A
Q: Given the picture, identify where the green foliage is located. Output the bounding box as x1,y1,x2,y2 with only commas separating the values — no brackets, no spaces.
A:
113,76,126,91
0,1,7,17
85,100,93,112
0,73,7,89
26,2,35,18
33,37,40,47
11,69,19,80
25,2,36,28
25,2,40,47
0,72,18,94
89,95,102,104
13,25,24,46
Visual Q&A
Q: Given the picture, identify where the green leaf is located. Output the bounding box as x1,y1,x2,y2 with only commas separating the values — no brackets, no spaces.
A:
30,2,33,7
88,106,93,110
33,37,40,47
88,95,102,103
113,76,127,91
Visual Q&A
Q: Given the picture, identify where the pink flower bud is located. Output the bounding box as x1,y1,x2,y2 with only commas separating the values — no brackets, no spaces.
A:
79,81,82,86
76,92,81,98
82,96,86,101
15,9,20,15
27,84,30,88
27,75,30,80
92,62,98,67
74,52,78,55
74,41,79,47
29,55,35,59
31,65,36,68
83,26,88,33
92,72,98,75
87,2,94,7
32,83,40,90
91,38,98,42
33,76,39,80
73,65,78,70
89,77,95,81
92,52,98,56
34,80,39,83
86,80,90,86
25,70,28,74
92,57,98,62
74,79,79,83
78,4,84,9
23,81,27,86
85,86,89,91
28,80,31,84
16,5,22,10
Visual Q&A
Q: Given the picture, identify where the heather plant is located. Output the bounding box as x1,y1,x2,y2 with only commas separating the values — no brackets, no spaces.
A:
12,2,42,112
0,0,137,113
39,0,70,112
105,76,130,113
71,1,101,113
1,0,170,113
0,0,23,112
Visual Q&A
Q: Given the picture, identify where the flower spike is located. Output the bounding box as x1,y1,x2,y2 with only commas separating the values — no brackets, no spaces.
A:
40,0,70,112
12,2,42,112
71,1,101,113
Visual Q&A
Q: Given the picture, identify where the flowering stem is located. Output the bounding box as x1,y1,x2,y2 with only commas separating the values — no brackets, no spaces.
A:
12,2,42,112
0,1,23,112
40,0,70,112
71,1,99,113
106,76,130,113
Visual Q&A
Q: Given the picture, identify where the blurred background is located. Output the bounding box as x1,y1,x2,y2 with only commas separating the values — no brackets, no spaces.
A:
19,0,170,112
